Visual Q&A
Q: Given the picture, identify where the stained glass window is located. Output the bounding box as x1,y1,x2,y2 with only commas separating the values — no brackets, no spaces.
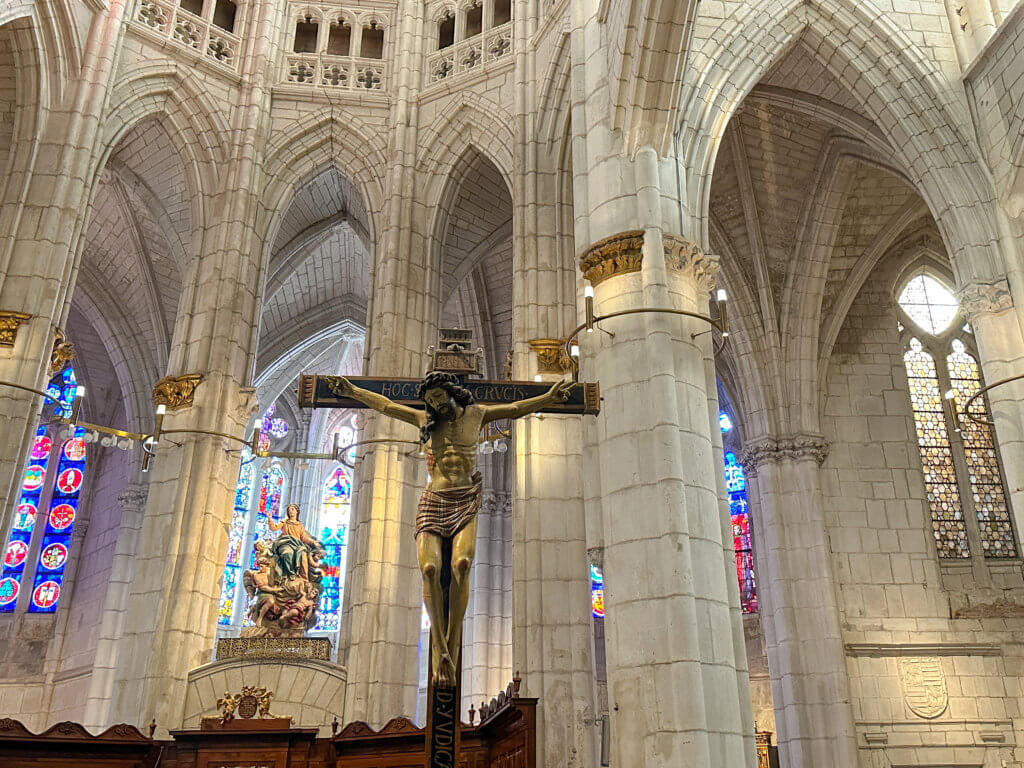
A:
1,427,51,612
251,464,286,564
217,456,256,625
314,465,352,632
44,367,79,420
898,274,959,335
904,338,970,558
947,340,1017,557
241,464,286,626
724,451,757,613
590,564,605,618
719,412,733,432
28,430,86,612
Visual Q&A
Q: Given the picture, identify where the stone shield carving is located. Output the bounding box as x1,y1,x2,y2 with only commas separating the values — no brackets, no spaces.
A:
899,657,947,719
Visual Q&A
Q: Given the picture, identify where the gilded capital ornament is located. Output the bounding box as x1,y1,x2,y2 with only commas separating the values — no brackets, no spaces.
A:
579,230,644,286
663,234,719,293
739,435,830,471
152,373,203,411
528,338,573,375
48,328,76,375
957,278,1013,321
0,311,31,348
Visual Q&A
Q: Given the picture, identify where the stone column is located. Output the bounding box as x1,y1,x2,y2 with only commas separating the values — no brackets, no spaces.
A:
107,0,285,734
339,0,427,725
582,231,752,768
82,482,148,730
513,413,598,768
509,0,599,758
740,438,859,767
958,279,1024,548
0,0,131,532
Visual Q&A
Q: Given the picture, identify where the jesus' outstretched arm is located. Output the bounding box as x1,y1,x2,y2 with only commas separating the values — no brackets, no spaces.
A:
324,376,424,428
482,379,574,422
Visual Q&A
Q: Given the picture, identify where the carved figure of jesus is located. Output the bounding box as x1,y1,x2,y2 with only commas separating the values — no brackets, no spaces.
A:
326,371,572,687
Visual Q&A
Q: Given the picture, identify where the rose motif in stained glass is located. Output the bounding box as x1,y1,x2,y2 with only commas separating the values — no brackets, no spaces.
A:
40,543,68,570
62,438,86,462
0,577,18,605
30,435,52,460
23,465,45,491
56,468,83,493
4,540,28,568
49,504,76,531
31,581,60,610
14,502,37,530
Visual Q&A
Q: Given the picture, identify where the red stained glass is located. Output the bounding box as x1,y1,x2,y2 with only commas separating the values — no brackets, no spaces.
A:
0,577,18,605
62,438,86,462
31,581,59,610
4,540,28,568
49,504,76,531
30,435,52,460
56,468,83,493
23,465,45,491
40,543,68,570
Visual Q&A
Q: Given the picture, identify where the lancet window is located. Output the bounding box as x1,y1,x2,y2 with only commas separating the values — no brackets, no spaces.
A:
216,406,290,630
720,411,757,613
1,368,87,614
313,465,352,632
897,271,1017,559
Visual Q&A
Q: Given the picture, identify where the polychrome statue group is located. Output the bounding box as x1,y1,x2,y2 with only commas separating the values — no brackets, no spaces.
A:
241,503,325,636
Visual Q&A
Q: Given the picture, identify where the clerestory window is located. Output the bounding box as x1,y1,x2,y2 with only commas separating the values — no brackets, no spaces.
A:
897,271,1017,559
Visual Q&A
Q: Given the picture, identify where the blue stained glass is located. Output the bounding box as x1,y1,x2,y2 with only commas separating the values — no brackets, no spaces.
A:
719,412,733,432
44,367,78,420
314,466,351,632
1,427,50,613
724,451,756,613
29,429,85,613
218,459,256,626
590,564,605,618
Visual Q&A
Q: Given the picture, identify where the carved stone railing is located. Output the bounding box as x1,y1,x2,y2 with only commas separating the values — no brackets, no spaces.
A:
133,0,242,72
425,20,513,87
283,53,387,91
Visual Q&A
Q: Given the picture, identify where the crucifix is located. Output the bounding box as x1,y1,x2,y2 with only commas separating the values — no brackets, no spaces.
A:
298,329,599,768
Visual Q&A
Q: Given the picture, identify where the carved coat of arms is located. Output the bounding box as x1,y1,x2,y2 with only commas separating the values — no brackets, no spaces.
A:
898,657,948,719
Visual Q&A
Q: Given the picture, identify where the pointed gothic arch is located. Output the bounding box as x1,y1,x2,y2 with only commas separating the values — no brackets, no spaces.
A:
678,0,1005,288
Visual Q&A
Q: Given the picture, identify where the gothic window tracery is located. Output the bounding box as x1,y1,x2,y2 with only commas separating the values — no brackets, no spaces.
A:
1,368,87,614
897,272,1017,559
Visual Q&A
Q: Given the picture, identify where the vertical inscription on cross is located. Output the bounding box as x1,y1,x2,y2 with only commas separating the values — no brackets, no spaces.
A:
298,330,599,768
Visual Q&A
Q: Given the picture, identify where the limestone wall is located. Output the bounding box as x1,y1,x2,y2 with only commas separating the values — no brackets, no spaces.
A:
183,657,347,736
821,235,1024,765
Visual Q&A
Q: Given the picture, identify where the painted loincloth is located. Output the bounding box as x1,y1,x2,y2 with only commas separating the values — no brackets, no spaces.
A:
415,473,483,539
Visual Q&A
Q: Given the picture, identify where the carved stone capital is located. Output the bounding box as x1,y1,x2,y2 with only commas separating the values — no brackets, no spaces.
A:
663,234,719,293
235,386,260,424
739,435,830,470
48,328,76,375
579,230,644,286
152,373,203,412
117,484,149,513
528,338,573,375
956,278,1013,321
0,311,31,348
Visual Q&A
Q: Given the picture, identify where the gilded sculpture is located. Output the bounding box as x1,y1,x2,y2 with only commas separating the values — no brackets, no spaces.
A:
241,504,325,636
324,371,572,687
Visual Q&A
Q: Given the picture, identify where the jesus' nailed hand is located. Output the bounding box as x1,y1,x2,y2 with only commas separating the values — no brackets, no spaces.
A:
323,371,572,688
